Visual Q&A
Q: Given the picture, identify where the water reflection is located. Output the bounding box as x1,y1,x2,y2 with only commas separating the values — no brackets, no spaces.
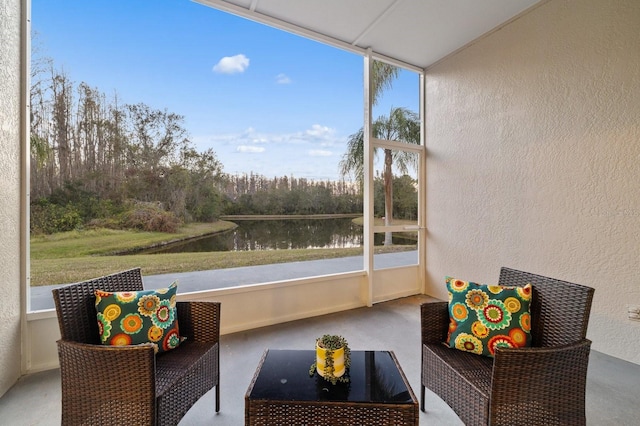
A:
149,219,359,253
145,218,415,254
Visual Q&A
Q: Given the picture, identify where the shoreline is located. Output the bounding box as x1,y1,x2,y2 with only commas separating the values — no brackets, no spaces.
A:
219,214,361,220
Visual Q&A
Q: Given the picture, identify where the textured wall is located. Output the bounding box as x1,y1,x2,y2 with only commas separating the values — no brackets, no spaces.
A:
425,0,640,364
0,0,24,396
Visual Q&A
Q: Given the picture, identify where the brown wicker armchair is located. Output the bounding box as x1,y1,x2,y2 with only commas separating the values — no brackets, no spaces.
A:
52,267,221,426
421,267,594,426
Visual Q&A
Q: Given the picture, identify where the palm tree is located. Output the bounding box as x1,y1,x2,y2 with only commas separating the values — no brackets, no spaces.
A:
371,61,400,106
339,106,420,245
338,60,403,183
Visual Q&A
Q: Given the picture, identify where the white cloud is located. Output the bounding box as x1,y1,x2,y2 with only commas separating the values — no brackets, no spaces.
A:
237,145,265,153
195,124,348,180
309,150,332,157
276,73,292,84
213,54,250,74
202,125,341,148
305,124,333,138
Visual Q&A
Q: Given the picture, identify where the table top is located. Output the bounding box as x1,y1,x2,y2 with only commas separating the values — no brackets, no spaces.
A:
246,349,415,404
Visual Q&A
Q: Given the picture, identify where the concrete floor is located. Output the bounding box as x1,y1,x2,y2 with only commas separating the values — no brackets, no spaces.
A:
1,295,639,425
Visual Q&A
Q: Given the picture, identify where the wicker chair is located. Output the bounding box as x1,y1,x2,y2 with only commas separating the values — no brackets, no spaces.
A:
421,267,594,426
52,267,221,426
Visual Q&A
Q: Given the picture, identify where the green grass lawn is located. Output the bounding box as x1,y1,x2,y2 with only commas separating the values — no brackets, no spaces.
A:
30,222,238,259
30,220,415,286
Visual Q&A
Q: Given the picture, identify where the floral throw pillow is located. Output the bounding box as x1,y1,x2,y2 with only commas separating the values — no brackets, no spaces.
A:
445,276,532,357
95,281,182,353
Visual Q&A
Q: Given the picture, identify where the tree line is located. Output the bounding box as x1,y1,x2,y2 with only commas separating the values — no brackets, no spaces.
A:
222,173,362,215
30,60,228,233
29,57,417,234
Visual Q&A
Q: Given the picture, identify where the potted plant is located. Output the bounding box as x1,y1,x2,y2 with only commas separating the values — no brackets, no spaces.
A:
309,334,351,385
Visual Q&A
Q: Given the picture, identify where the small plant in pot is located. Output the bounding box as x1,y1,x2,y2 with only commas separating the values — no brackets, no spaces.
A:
309,334,351,385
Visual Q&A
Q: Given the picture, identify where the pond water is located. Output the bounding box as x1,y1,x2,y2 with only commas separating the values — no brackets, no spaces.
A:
146,218,416,254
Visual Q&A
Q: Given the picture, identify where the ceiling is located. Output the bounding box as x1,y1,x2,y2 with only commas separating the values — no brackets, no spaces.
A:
195,0,542,71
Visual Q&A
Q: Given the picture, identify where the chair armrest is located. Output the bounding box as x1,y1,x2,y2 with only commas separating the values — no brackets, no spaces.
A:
421,301,449,345
57,339,156,424
176,301,221,344
489,339,592,424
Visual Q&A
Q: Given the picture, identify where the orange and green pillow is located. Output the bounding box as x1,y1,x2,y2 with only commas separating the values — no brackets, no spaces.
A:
95,281,182,353
445,276,532,357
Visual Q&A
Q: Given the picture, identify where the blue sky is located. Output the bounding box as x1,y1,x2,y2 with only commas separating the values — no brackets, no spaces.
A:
31,0,418,181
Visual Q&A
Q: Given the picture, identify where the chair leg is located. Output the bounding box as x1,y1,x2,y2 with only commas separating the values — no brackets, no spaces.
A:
215,385,220,412
421,385,425,412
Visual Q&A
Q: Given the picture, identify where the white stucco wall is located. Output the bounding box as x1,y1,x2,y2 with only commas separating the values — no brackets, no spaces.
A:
425,0,640,364
0,0,25,397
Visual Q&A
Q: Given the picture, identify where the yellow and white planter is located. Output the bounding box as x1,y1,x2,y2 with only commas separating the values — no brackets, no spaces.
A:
316,342,346,378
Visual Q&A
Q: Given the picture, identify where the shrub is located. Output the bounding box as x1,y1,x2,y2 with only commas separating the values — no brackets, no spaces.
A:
119,202,181,233
30,199,83,234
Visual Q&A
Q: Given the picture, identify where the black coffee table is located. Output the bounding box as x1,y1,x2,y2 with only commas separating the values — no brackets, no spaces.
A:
245,349,418,425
